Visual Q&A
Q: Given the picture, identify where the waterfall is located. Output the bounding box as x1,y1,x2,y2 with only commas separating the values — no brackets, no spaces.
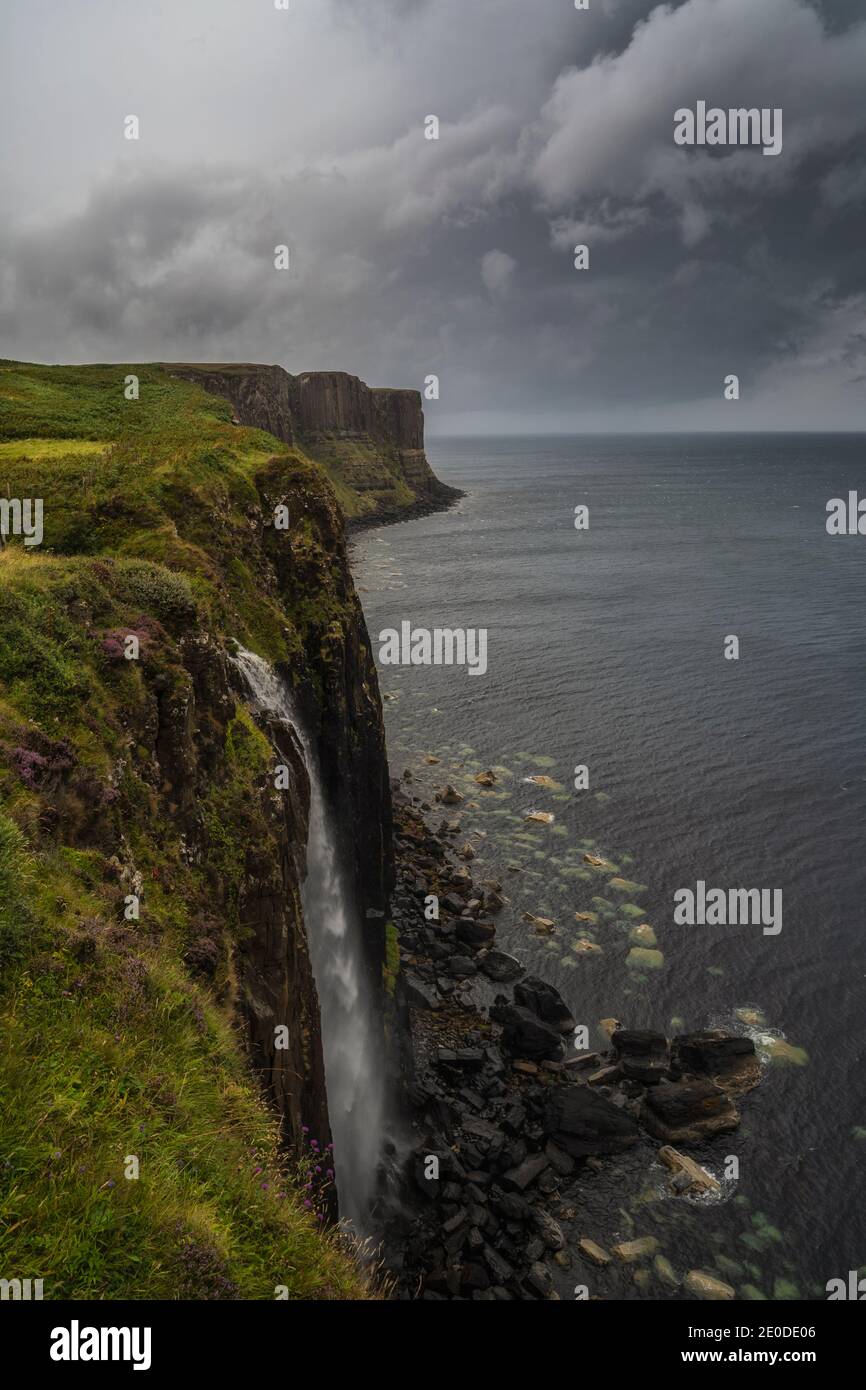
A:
232,646,383,1233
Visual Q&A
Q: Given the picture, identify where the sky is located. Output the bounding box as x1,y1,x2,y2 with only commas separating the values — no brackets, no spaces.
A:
1,0,865,433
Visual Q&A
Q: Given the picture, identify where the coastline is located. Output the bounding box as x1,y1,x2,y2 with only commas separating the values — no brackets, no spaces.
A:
377,751,762,1301
345,481,465,535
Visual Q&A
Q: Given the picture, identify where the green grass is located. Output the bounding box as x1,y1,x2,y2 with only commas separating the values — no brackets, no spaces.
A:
0,362,378,1299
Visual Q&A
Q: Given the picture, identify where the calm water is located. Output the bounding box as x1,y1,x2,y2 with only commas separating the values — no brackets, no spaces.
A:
352,434,866,1299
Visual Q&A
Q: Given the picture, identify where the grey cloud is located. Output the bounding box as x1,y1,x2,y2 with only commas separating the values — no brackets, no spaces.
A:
0,0,864,429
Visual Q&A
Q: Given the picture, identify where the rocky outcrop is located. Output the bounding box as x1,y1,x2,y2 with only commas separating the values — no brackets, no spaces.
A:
163,362,462,524
166,363,296,445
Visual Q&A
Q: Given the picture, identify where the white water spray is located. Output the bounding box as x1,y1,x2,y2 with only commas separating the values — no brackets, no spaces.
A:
232,647,384,1232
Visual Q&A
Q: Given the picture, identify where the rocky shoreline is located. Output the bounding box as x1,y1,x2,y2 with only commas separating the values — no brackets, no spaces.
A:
345,480,465,535
379,778,762,1301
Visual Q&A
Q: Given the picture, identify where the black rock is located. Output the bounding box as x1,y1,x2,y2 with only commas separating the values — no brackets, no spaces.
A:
493,1192,532,1222
543,1086,640,1157
501,1152,549,1191
503,1104,527,1136
611,1029,670,1085
460,1115,505,1144
640,1078,740,1143
490,1003,565,1062
403,973,440,1011
482,1244,515,1286
456,918,497,947
479,950,524,983
461,1262,490,1292
436,1047,484,1071
514,976,577,1034
466,1226,485,1254
447,956,477,978
672,1030,758,1083
525,1261,554,1299
544,1141,575,1177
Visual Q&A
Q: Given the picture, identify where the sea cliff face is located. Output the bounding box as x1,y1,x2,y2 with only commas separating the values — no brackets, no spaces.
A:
164,362,461,524
0,359,391,1296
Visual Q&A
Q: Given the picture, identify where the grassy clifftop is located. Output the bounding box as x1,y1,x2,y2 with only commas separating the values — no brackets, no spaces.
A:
0,361,378,1299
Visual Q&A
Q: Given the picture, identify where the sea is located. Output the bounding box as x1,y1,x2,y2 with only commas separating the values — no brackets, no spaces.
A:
351,433,866,1300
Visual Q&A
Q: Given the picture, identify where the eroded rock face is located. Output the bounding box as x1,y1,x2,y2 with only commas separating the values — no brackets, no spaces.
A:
295,371,375,436
113,453,393,1164
163,362,461,523
166,363,295,445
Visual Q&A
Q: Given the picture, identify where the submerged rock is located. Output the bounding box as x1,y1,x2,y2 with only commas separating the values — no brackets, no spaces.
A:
626,947,665,971
612,1236,659,1263
479,949,524,983
578,1238,611,1267
684,1270,735,1301
521,912,556,934
572,937,602,954
658,1145,720,1196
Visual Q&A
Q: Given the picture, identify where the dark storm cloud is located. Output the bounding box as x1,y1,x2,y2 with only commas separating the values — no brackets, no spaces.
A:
0,0,864,429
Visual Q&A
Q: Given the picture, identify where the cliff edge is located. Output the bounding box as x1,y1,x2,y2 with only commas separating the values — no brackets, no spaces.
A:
163,363,462,525
0,359,388,1297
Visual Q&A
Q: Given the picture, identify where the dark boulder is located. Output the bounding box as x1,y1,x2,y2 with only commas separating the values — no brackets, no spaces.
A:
456,918,497,947
672,1030,760,1090
641,1079,740,1144
514,976,576,1034
403,972,440,1010
611,1029,670,1085
501,1153,549,1191
479,950,524,983
491,1002,564,1062
543,1086,640,1157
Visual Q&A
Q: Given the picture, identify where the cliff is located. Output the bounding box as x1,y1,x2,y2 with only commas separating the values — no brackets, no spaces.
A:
164,363,462,524
0,359,389,1297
